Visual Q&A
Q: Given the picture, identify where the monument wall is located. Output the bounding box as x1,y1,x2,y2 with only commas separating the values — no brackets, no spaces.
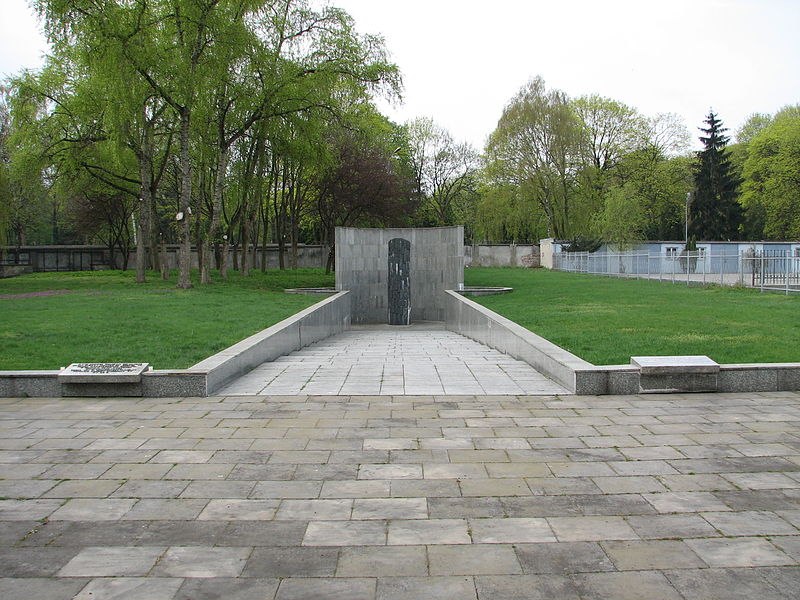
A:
335,226,464,323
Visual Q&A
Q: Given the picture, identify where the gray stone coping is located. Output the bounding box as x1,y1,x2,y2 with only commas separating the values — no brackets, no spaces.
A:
284,287,337,295
458,286,513,296
190,290,350,394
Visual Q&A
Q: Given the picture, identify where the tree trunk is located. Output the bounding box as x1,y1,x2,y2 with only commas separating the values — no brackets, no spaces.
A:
220,235,230,279
177,108,193,289
241,219,250,277
260,223,269,273
201,147,229,284
159,235,169,280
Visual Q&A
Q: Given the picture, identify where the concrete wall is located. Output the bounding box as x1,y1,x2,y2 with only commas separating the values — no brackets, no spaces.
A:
465,244,539,267
144,244,327,271
192,291,351,394
539,239,555,269
444,290,593,392
336,226,463,323
2,244,328,272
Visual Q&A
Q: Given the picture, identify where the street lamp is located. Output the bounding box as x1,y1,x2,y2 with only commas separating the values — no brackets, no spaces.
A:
685,191,692,242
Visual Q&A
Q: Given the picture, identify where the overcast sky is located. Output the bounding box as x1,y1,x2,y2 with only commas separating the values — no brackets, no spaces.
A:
2,0,799,151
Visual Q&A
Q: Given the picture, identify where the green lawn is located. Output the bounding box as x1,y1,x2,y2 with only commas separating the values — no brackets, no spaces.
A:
464,268,800,365
0,269,334,370
3,266,798,370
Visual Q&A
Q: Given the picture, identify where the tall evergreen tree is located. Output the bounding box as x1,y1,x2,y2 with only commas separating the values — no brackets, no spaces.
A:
690,111,742,240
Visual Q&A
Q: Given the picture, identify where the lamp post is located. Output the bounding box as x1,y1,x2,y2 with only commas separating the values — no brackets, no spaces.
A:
685,191,692,242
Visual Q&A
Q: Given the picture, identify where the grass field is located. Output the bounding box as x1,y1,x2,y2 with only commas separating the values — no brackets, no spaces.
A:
2,267,798,370
464,268,800,365
0,269,334,370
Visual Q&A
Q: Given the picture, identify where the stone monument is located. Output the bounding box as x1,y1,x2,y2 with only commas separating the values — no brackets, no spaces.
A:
335,226,464,324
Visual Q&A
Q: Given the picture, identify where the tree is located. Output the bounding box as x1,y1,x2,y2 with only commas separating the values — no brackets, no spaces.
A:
316,129,416,272
23,0,400,285
740,112,800,239
736,112,773,144
485,76,583,239
690,111,742,240
592,184,647,248
405,117,477,226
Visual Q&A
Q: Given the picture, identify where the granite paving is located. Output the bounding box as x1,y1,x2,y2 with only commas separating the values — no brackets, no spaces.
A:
217,323,568,396
0,391,799,598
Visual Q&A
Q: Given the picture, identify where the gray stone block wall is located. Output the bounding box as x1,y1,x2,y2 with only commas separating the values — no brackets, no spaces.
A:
336,226,464,323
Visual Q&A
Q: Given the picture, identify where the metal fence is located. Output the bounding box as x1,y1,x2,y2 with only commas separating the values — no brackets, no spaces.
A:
1,246,113,272
553,249,800,294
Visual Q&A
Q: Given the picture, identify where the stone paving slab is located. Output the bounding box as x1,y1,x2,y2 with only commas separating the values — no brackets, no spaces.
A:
217,324,568,396
0,391,799,598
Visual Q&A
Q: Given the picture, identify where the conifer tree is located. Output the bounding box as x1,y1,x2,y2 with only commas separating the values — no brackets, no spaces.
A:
690,111,742,240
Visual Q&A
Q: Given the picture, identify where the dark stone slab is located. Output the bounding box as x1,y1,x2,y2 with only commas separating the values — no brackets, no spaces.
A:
176,577,280,599
515,542,615,574
217,522,307,547
241,547,338,577
0,547,80,577
428,497,506,518
665,567,796,600
388,237,411,326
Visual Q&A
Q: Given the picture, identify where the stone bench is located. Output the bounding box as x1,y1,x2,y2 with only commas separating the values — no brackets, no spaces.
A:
58,363,150,397
631,356,719,393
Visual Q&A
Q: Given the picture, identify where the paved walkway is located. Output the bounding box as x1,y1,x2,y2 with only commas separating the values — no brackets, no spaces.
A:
218,323,568,396
1,392,799,599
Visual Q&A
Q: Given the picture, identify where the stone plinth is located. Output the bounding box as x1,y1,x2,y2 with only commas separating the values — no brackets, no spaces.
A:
58,363,150,383
632,356,720,393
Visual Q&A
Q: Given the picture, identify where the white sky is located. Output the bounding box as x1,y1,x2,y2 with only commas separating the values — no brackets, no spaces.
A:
2,0,799,151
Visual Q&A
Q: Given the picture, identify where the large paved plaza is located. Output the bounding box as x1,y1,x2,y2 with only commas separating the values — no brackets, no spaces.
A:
1,391,799,599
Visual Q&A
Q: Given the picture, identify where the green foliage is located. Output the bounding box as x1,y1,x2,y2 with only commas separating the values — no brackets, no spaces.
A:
560,235,603,253
741,112,800,239
690,111,743,240
591,184,645,248
480,77,692,244
485,76,584,239
465,268,800,365
7,0,402,283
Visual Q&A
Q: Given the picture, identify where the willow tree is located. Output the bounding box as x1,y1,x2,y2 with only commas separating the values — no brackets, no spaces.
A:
33,0,400,287
485,77,583,239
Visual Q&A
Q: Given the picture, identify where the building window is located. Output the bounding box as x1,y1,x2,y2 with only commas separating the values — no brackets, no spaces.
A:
697,247,707,260
665,246,679,260
794,248,800,257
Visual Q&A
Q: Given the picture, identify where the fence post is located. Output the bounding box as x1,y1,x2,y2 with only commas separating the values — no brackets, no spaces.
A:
786,254,791,295
686,252,690,287
760,253,765,293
